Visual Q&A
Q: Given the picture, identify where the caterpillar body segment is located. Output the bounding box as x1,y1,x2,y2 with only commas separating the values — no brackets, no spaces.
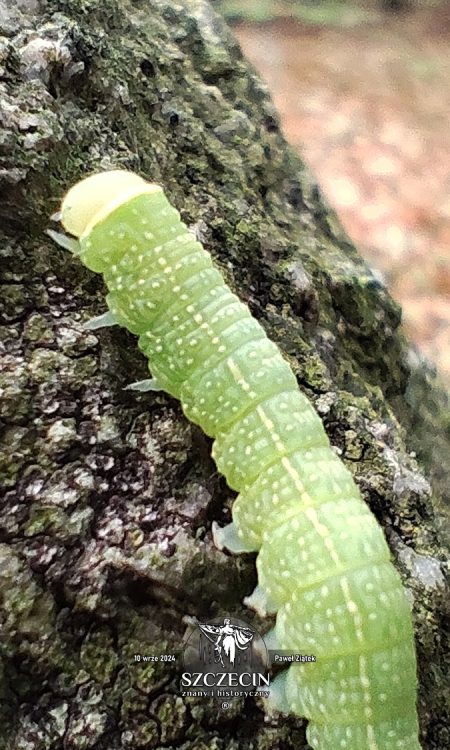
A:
53,170,421,750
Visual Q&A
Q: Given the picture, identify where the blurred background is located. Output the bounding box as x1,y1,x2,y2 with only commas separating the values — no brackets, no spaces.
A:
214,0,450,387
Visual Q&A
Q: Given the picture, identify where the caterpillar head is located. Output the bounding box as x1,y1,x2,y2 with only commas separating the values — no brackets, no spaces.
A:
60,170,153,238
58,170,164,272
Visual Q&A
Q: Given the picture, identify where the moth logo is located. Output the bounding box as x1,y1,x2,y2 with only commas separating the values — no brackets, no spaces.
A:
181,616,270,698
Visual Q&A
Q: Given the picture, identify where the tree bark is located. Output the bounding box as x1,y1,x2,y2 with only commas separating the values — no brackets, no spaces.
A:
0,1,448,748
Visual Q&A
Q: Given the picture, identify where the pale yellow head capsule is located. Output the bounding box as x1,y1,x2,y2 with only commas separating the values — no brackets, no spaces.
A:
60,170,159,237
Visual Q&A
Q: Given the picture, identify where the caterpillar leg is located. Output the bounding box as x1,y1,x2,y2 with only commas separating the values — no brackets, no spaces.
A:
260,625,279,651
212,521,257,553
83,311,118,330
244,585,278,616
124,378,163,392
266,670,290,714
46,228,80,254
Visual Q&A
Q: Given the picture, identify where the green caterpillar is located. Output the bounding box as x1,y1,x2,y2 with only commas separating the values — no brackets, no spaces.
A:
50,170,421,750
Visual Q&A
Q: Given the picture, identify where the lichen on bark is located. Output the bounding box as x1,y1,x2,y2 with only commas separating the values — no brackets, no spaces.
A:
0,0,449,749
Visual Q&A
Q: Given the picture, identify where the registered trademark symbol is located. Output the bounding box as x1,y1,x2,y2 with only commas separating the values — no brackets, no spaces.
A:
221,702,231,709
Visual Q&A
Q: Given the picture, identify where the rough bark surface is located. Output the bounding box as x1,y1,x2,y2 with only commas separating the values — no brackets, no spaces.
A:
0,1,449,749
